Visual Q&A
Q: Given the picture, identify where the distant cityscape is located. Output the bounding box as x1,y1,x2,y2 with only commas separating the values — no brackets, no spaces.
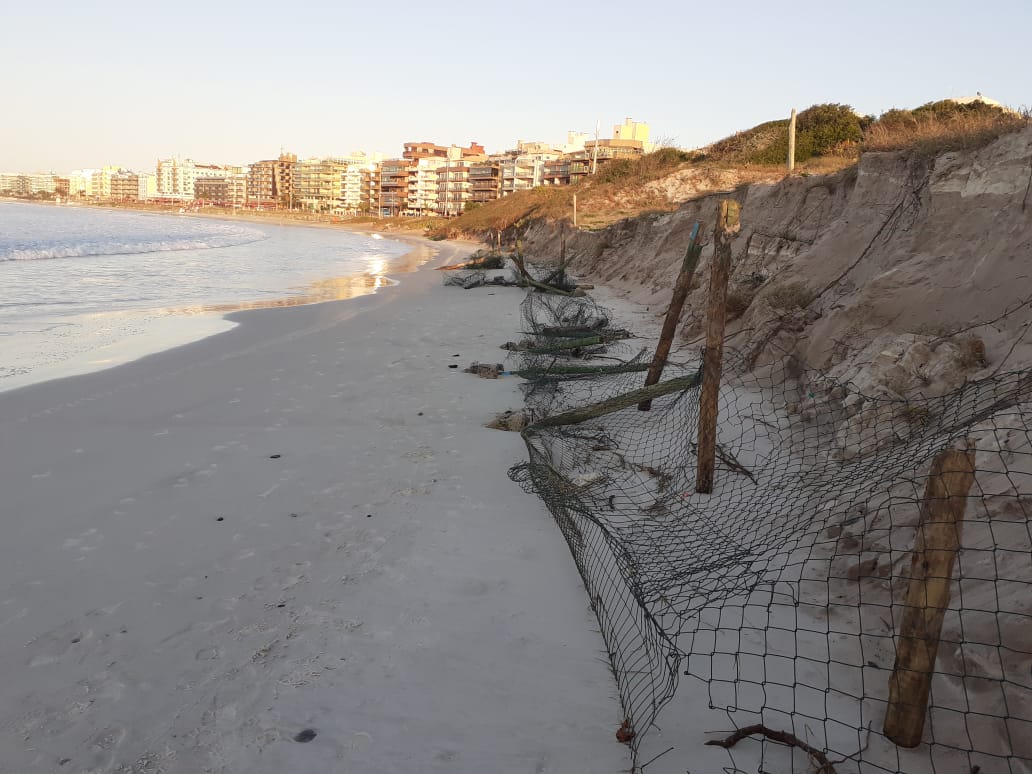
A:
2,119,654,217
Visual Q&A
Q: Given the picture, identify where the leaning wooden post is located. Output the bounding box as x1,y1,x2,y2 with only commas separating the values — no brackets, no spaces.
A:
788,108,797,172
884,446,976,748
639,222,702,411
558,222,567,286
695,200,739,493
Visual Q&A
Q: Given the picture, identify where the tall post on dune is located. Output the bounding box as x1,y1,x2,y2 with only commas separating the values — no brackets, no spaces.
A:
884,446,976,748
695,200,739,493
788,108,797,172
638,222,703,411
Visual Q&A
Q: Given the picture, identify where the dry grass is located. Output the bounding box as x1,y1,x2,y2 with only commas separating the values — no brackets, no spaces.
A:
956,335,989,370
434,100,1028,241
862,103,1029,155
441,186,575,237
765,282,815,311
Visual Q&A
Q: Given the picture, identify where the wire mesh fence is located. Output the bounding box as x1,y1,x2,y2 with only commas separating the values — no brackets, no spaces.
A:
507,290,1032,773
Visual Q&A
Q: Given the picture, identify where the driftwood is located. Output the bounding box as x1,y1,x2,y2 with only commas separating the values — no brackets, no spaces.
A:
715,443,755,481
705,724,838,773
521,274,575,296
538,324,606,337
436,253,505,271
529,370,702,429
522,336,603,354
514,362,650,380
513,241,575,296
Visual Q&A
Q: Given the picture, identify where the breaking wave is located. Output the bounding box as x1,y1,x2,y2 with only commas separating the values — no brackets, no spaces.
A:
0,227,267,262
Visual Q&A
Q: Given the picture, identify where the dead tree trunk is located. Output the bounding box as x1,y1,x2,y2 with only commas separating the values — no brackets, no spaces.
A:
529,370,703,429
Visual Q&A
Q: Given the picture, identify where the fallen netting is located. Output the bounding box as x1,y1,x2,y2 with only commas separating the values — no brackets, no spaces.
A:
509,290,1032,774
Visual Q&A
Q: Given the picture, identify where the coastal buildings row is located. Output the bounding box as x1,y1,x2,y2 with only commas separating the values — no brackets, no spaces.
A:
2,118,652,216
0,169,159,201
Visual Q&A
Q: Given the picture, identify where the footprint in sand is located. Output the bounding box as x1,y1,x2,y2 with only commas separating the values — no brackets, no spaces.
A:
85,725,127,769
349,731,374,754
25,628,93,667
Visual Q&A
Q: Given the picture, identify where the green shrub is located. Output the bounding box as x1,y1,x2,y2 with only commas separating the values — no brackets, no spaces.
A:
744,104,863,165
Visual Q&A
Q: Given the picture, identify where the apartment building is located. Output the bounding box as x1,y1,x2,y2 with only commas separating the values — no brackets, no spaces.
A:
224,173,247,208
246,152,296,208
339,152,382,213
468,162,502,204
435,163,471,216
377,159,413,216
407,157,448,215
403,141,485,160
0,173,55,196
192,173,247,207
542,158,570,187
0,173,19,193
156,158,233,200
499,155,556,196
67,170,94,198
361,165,379,214
294,157,347,212
613,117,651,147
110,171,141,201
582,138,647,173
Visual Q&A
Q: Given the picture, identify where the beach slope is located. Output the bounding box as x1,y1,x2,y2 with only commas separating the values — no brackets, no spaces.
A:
0,239,624,773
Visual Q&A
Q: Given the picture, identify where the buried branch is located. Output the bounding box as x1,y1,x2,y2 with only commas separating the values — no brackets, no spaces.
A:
705,724,838,774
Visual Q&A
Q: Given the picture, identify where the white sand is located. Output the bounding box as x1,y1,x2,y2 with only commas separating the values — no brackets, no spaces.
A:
0,239,627,773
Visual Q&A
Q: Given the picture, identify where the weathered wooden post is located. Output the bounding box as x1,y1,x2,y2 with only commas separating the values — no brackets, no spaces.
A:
573,193,578,228
883,446,976,748
695,200,739,493
788,108,797,172
638,222,703,411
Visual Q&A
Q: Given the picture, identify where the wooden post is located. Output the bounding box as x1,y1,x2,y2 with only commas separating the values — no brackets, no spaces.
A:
639,222,703,411
573,193,578,228
788,108,797,172
695,200,739,493
558,222,567,287
884,446,976,748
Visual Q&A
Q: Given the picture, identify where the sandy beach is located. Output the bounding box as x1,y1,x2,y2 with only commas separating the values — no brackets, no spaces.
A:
0,237,628,773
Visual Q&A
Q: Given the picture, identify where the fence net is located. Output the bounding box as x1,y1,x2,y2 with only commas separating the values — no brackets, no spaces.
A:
506,290,1032,774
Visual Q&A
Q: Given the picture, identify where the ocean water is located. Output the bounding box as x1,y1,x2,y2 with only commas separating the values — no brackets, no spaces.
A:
0,202,412,391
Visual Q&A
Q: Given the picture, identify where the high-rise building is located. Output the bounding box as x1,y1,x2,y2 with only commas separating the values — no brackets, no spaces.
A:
468,162,502,204
377,159,415,217
246,152,296,208
156,158,232,200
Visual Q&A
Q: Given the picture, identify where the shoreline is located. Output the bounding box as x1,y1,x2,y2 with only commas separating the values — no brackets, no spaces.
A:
0,203,461,394
40,196,483,241
0,234,626,773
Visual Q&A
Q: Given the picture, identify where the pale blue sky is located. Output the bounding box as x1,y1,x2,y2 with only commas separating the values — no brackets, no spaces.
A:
2,0,1029,173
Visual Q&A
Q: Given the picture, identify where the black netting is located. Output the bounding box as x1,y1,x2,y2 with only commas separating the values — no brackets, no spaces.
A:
506,289,1032,774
